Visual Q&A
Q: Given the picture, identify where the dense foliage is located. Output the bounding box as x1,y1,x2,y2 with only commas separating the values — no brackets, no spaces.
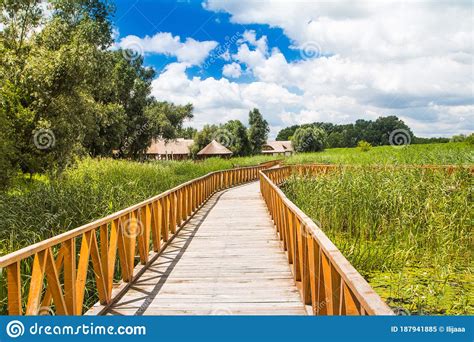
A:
248,108,269,154
291,126,326,152
0,0,193,187
277,116,418,148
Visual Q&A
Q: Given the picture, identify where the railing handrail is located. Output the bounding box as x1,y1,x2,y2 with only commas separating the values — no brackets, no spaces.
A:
258,162,472,315
259,167,393,315
0,160,280,268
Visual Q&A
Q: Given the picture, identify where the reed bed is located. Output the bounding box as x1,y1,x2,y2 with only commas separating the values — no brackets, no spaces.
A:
286,142,473,166
283,167,473,314
0,156,273,255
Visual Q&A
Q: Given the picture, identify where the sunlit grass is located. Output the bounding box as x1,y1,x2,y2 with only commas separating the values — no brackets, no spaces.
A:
283,166,473,315
285,142,473,166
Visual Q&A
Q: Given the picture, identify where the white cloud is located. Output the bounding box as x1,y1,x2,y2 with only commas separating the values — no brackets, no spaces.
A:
116,32,218,65
198,0,474,136
222,62,242,78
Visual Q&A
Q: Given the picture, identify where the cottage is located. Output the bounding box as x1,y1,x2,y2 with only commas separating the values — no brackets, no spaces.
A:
261,141,294,156
197,140,233,159
146,138,194,160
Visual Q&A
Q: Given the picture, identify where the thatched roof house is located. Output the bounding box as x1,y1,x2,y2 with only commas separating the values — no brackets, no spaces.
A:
146,138,194,160
197,140,233,158
261,141,294,156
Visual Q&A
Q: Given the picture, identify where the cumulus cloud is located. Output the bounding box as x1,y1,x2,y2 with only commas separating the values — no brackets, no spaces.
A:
148,1,473,137
116,32,218,65
222,62,243,78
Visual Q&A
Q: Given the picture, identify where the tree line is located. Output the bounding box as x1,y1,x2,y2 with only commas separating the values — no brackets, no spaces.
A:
0,0,193,187
276,116,455,151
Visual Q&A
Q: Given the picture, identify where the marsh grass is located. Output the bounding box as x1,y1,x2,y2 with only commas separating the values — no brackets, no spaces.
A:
283,167,473,314
286,142,473,165
0,155,275,314
0,155,273,255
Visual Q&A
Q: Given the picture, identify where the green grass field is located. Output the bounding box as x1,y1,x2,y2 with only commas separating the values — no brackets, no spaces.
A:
285,142,473,165
282,142,473,315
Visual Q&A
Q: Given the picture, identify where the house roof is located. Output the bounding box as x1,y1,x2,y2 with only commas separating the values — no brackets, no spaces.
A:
261,141,294,154
197,140,233,156
147,138,194,155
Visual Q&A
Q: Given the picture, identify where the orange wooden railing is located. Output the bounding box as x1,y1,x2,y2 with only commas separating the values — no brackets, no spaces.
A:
259,163,473,315
259,164,394,316
0,160,280,316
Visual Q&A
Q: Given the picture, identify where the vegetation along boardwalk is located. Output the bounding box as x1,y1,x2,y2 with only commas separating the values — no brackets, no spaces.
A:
90,182,306,315
0,162,393,316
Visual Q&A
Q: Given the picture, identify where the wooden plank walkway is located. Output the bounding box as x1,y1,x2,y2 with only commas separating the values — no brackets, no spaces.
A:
99,181,307,315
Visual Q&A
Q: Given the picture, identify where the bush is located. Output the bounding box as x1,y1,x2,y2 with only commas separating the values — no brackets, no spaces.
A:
465,133,474,145
357,140,372,152
291,127,327,152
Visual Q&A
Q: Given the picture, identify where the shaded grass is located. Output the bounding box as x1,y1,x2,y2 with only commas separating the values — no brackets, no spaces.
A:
283,167,473,315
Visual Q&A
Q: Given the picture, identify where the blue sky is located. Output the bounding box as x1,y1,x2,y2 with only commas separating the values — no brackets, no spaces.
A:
113,0,473,138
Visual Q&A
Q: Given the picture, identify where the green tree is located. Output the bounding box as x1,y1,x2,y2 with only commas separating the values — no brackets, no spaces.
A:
223,120,251,156
291,127,326,152
177,127,198,139
248,108,269,154
327,131,344,148
191,124,219,157
450,134,466,142
276,125,299,141
1,0,116,178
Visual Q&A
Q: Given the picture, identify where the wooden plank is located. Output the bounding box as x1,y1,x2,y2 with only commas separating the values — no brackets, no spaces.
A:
7,262,22,315
99,182,306,316
75,232,93,314
26,250,47,315
44,248,68,315
63,239,76,315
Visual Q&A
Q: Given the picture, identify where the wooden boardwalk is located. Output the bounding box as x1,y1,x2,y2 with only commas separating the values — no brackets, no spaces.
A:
99,182,307,315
